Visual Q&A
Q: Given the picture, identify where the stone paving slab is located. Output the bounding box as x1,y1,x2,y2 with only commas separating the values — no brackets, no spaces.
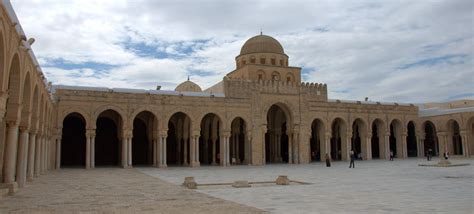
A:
140,158,474,214
0,168,266,213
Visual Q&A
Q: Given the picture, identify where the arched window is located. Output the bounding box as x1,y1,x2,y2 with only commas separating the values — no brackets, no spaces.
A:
271,71,280,81
271,57,276,65
286,73,294,83
257,70,265,80
260,57,266,64
250,56,256,64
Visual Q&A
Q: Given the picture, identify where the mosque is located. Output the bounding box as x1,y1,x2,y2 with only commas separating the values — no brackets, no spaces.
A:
0,1,473,194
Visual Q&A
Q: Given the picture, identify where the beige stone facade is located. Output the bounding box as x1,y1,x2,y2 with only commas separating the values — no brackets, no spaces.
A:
0,1,473,194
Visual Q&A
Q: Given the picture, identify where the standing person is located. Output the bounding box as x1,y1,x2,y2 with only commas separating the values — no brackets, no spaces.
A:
444,151,449,160
349,150,355,168
389,150,394,161
428,149,432,161
325,153,331,167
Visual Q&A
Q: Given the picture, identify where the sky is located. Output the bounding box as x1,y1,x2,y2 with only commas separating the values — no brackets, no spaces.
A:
10,0,474,103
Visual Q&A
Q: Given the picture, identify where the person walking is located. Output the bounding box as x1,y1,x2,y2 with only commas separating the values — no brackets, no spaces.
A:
427,148,432,161
349,150,355,168
389,150,394,161
325,153,331,167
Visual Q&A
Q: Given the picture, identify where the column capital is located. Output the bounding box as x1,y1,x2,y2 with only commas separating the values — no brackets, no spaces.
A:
437,131,448,136
19,125,29,132
6,120,18,127
459,130,469,135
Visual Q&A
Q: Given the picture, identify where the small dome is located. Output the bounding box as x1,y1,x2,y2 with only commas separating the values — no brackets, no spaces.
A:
240,34,285,55
175,80,202,92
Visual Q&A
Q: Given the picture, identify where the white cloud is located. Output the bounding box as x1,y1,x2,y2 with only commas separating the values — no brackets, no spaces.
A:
10,0,474,102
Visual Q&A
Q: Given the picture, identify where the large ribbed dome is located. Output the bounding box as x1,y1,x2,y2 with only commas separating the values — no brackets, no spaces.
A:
240,35,284,55
175,80,202,92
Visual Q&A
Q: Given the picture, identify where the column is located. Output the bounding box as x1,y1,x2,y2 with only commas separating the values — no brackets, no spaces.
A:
162,136,167,167
437,132,447,158
344,132,351,161
3,121,19,183
27,133,36,181
226,135,230,166
195,135,200,166
276,134,281,162
460,131,469,157
34,134,41,177
288,132,293,164
91,135,95,168
325,133,331,157
183,137,188,166
40,136,46,174
55,137,61,170
127,137,132,167
402,134,408,158
190,135,196,166
121,137,127,168
384,133,390,160
235,134,240,163
86,134,91,169
366,134,372,160
219,136,225,166
153,139,157,167
16,127,29,188
211,138,217,165
294,131,300,164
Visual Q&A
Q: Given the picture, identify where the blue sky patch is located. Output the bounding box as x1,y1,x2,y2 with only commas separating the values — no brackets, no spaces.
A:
397,54,467,70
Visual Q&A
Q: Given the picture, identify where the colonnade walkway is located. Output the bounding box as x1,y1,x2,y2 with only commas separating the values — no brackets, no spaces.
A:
0,168,265,213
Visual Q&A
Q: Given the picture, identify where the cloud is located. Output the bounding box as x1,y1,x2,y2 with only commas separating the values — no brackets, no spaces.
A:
10,0,474,102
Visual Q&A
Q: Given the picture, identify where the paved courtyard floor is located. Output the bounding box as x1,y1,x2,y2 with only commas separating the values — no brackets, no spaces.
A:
0,168,265,213
139,158,474,214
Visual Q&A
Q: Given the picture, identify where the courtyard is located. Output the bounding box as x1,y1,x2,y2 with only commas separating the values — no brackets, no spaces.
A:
140,158,474,213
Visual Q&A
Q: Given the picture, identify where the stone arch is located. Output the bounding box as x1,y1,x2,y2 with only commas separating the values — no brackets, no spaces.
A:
229,116,248,165
132,111,158,166
446,119,463,156
271,71,281,81
5,53,21,121
59,107,91,130
92,105,126,129
310,118,325,162
262,101,294,129
256,69,265,80
265,103,293,164
423,120,438,157
30,85,39,132
371,118,385,159
95,109,123,166
286,72,295,83
61,112,87,167
389,119,403,158
351,118,368,159
167,112,192,166
129,107,158,129
199,113,223,166
406,120,417,157
330,117,347,161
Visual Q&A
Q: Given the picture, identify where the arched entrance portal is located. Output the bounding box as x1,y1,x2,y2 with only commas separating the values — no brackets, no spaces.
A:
230,117,246,165
447,120,462,155
61,113,86,167
371,119,384,159
407,121,417,157
424,121,438,156
310,119,324,162
331,118,346,161
266,104,290,164
167,112,191,166
95,110,122,166
132,111,156,166
199,113,221,165
468,117,474,156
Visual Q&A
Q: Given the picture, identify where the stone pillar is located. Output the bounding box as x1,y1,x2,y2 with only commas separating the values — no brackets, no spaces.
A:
190,135,196,166
325,133,331,157
460,131,469,157
244,132,251,164
226,135,230,166
16,127,29,188
40,136,46,174
437,132,447,158
261,126,266,165
220,135,225,166
86,134,91,169
91,134,95,168
235,134,240,163
55,137,60,169
419,137,425,158
3,121,19,183
121,137,127,168
152,139,157,167
288,131,293,164
384,133,390,160
344,131,351,161
183,137,188,166
366,133,372,160
127,137,132,167
195,135,200,166
34,134,41,177
162,136,167,167
211,137,217,165
401,134,408,158
294,131,300,164
27,133,36,181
